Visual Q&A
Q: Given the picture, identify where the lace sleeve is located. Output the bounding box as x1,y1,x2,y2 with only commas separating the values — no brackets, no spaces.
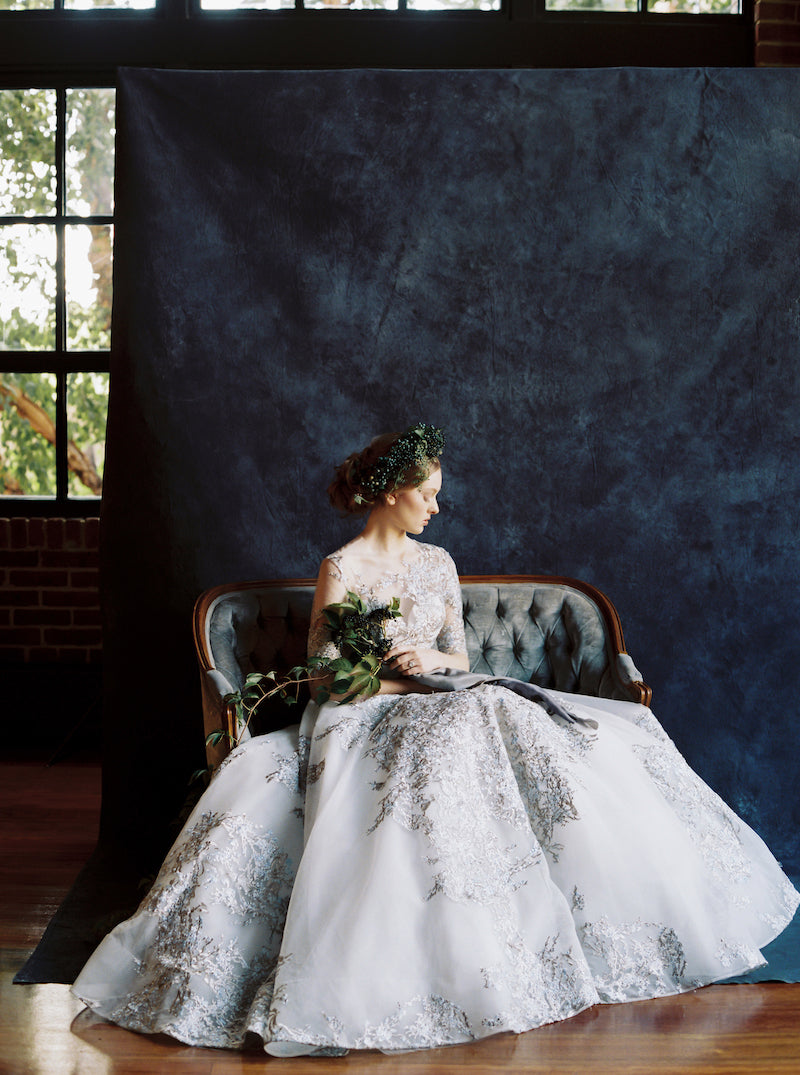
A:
436,549,467,657
307,556,345,664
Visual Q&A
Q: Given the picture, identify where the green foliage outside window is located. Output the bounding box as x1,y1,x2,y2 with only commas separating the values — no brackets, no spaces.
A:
0,88,112,500
546,0,738,11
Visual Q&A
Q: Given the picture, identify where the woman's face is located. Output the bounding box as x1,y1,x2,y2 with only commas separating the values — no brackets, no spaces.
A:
387,466,442,535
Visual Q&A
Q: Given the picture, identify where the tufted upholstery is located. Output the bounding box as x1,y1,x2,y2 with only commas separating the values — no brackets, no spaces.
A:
193,575,650,766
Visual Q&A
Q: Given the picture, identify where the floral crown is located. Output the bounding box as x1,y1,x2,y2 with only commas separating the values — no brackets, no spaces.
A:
355,423,444,502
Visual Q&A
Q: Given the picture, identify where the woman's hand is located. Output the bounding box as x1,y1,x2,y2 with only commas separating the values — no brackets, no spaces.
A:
384,644,447,677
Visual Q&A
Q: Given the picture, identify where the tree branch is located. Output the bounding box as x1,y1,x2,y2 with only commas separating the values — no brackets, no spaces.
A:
0,380,103,496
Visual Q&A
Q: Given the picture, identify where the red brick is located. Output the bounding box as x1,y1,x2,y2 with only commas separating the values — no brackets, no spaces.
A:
756,0,800,18
10,519,28,549
65,518,84,549
43,589,99,608
0,610,10,626
43,627,102,645
14,608,72,626
0,551,39,568
757,19,800,39
41,550,98,569
0,647,27,662
70,569,100,589
0,590,41,608
87,647,103,663
0,626,41,646
26,518,46,548
9,569,69,588
28,647,60,663
46,518,65,549
73,609,103,627
56,647,94,663
0,520,10,550
756,40,800,61
84,518,100,549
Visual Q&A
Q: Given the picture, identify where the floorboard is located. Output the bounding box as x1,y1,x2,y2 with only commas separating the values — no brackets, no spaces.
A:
2,761,799,1075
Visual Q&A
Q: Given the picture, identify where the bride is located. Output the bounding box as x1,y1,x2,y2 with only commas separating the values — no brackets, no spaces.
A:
72,423,799,1056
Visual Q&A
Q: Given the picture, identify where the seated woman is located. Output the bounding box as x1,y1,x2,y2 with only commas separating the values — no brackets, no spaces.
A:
72,423,799,1056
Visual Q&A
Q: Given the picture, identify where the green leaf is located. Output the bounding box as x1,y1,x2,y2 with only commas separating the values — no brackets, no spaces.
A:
348,672,375,694
316,687,330,705
326,656,353,673
350,657,379,676
363,678,381,698
323,600,356,617
205,729,235,747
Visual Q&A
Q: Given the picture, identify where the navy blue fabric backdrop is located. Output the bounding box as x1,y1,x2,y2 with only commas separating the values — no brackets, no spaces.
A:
101,67,799,880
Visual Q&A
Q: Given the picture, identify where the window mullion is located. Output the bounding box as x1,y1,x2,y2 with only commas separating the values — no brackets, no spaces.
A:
55,86,68,505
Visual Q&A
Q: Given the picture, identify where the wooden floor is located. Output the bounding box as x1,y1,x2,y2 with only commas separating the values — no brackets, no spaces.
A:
2,760,799,1075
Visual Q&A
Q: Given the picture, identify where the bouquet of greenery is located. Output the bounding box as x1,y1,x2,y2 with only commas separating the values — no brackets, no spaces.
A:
205,591,401,756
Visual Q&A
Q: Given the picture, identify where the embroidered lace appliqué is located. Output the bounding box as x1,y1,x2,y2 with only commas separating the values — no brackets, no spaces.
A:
307,542,466,665
579,916,699,1002
364,688,542,903
632,739,752,892
107,810,297,1048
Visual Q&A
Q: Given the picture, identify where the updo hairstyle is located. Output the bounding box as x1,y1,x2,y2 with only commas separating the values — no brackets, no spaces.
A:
328,429,441,516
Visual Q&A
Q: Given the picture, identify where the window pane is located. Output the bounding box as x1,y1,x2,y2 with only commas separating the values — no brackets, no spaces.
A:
303,0,398,8
64,0,156,7
66,225,113,350
546,0,635,8
67,371,107,498
408,0,500,8
66,88,116,217
0,0,53,10
650,0,738,10
0,224,56,350
201,0,294,8
0,372,57,497
0,89,56,216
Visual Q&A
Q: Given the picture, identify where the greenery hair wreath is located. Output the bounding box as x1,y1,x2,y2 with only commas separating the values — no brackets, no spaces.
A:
354,423,444,504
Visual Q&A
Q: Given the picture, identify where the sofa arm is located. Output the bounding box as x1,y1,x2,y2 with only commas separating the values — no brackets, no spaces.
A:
615,653,652,706
200,667,248,769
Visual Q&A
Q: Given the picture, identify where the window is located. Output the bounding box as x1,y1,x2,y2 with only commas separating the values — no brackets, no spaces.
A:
1,87,113,511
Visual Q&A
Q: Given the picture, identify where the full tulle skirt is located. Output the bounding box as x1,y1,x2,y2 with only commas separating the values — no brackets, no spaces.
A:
72,685,799,1053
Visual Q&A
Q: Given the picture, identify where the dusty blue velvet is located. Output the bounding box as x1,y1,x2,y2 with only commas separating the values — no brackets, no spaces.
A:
102,67,800,884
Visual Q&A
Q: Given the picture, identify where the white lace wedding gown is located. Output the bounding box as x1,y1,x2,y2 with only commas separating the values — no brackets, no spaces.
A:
72,542,799,1055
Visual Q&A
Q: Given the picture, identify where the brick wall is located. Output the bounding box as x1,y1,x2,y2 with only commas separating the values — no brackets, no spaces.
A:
0,517,102,664
756,0,800,65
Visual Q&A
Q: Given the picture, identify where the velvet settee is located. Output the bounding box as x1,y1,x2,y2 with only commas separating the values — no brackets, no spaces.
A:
193,575,651,766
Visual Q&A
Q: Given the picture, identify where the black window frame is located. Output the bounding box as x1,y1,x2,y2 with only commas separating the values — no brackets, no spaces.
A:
1,79,113,518
0,0,755,79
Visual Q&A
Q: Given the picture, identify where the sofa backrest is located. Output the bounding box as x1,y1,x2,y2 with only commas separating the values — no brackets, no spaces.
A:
195,575,647,736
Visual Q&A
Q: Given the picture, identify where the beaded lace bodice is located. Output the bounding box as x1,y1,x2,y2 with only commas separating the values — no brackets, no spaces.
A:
307,542,467,663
